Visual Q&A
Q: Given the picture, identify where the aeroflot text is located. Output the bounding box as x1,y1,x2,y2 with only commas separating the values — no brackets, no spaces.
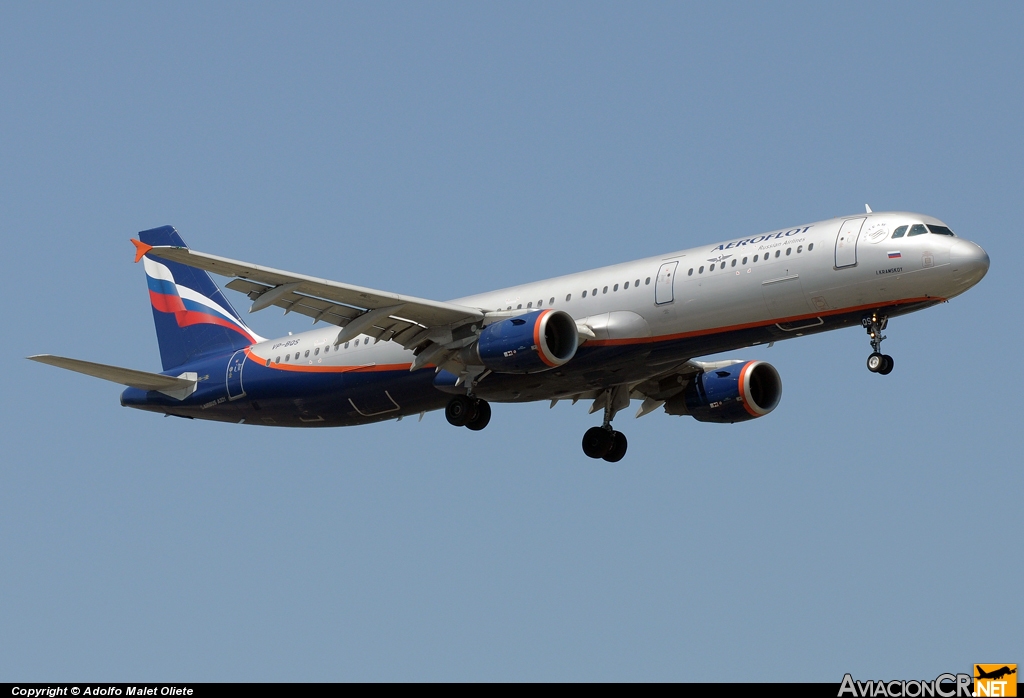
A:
838,673,973,698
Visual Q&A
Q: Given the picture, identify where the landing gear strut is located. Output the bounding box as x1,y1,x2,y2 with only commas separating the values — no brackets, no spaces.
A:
582,387,629,462
862,313,894,375
445,395,491,430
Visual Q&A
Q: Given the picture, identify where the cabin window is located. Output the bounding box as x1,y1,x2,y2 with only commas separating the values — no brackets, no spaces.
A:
709,263,715,271
364,337,369,345
928,225,955,236
775,250,781,258
527,302,533,308
582,290,587,298
613,284,619,291
538,299,544,307
699,266,704,274
742,257,748,264
624,281,630,288
786,248,792,256
566,294,571,301
808,243,814,251
550,297,555,304
731,259,737,267
275,356,281,363
797,245,802,253
688,268,693,276
908,224,928,237
753,254,759,262
517,304,522,309
344,342,350,348
592,288,598,296
602,286,608,294
635,279,641,287
314,347,319,355
304,350,310,357
645,277,651,285
265,359,271,367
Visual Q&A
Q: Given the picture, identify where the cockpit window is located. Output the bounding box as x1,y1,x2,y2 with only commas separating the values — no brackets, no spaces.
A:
892,225,907,238
928,225,955,236
907,224,928,237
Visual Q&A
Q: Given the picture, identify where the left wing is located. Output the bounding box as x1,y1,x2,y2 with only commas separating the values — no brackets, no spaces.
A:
141,243,486,352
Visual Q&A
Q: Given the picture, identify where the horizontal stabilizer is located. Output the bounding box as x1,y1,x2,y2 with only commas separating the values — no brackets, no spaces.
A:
27,354,197,399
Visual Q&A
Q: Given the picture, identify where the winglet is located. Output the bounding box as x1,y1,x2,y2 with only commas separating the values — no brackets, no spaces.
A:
131,239,153,263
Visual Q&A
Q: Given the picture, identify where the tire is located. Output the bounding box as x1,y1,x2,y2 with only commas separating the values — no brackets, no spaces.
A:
465,399,491,431
603,431,628,462
582,426,613,459
867,352,884,373
878,355,894,375
445,395,473,427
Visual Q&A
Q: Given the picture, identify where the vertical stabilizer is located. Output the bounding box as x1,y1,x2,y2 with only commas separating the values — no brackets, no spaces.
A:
137,226,262,370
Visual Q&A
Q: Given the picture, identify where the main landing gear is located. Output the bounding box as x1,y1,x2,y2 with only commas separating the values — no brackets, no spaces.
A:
581,386,629,462
862,313,894,375
445,395,491,431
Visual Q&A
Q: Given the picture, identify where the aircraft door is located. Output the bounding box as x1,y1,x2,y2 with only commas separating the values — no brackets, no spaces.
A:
834,217,865,268
655,261,678,305
226,349,246,400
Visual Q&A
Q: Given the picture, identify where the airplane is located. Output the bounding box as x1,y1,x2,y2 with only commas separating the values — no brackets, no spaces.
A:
29,209,989,461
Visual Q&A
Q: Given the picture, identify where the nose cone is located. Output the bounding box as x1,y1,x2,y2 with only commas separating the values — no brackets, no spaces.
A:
950,240,990,288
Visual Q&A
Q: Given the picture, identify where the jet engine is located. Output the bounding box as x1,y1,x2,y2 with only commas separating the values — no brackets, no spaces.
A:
464,309,579,374
664,360,782,423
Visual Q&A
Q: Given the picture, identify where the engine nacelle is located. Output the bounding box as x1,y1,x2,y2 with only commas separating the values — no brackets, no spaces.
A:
666,360,782,423
466,309,579,374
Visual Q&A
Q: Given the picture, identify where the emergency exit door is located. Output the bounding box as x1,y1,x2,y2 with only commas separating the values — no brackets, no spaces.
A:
834,217,865,268
655,261,678,305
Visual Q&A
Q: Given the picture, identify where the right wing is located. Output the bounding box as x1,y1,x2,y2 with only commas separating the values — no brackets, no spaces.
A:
141,244,486,352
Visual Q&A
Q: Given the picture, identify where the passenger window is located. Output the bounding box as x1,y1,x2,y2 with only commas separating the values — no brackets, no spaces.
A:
786,248,792,256
276,356,281,363
314,347,320,355
775,250,781,258
344,342,350,348
550,297,555,304
566,294,571,301
603,286,608,294
582,290,587,298
742,257,747,264
304,350,309,358
928,225,955,236
364,337,369,345
908,224,928,237
538,300,543,307
753,254,759,262
699,266,704,274
593,288,598,296
635,279,641,287
731,259,737,267
527,302,532,308
797,245,802,253
517,304,522,309
265,359,270,367
808,243,814,251
688,268,693,276
709,263,715,271
645,277,651,285
624,281,630,289
613,284,618,291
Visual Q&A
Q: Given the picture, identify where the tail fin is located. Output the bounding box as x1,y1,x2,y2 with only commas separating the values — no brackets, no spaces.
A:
136,226,263,370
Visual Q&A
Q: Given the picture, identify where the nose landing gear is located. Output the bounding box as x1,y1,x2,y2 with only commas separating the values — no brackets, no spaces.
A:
862,314,894,375
445,395,491,430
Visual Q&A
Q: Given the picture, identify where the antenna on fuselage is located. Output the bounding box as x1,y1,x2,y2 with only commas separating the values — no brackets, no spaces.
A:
865,204,873,213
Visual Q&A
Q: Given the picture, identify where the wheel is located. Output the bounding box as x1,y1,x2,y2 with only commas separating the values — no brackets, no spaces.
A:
878,355,894,375
582,426,613,459
867,352,884,373
465,399,491,430
602,431,628,462
445,395,473,427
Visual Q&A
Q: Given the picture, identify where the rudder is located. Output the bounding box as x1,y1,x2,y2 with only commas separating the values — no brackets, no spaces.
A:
137,226,262,370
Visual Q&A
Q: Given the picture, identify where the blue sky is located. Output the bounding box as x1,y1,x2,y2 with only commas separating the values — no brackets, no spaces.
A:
1,2,1021,681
